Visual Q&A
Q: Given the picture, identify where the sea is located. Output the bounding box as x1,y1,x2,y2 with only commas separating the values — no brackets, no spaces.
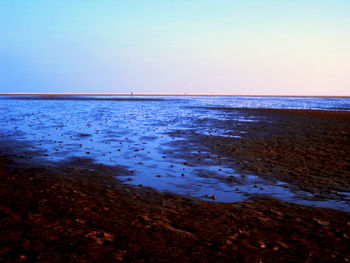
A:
1,95,349,210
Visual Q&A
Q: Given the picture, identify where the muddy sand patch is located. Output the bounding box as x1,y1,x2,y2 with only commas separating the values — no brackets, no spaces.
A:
0,155,350,262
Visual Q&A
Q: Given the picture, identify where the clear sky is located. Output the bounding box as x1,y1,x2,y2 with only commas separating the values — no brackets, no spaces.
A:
1,0,349,95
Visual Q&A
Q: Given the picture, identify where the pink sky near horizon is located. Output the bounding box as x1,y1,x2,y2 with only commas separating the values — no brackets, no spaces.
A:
1,1,350,96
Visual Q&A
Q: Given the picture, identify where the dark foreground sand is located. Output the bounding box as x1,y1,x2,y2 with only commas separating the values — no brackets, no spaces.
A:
1,108,350,262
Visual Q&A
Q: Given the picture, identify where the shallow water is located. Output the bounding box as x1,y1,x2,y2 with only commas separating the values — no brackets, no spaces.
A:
1,95,349,211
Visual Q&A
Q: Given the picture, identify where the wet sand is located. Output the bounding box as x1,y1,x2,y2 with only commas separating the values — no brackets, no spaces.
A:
169,108,350,201
1,108,350,262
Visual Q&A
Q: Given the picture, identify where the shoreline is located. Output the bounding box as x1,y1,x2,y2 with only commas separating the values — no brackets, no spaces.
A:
1,106,349,206
1,106,350,261
1,154,350,262
1,93,350,98
169,107,350,202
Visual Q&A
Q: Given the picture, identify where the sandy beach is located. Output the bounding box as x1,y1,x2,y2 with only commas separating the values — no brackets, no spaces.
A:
1,107,350,262
4,0,350,260
168,108,350,201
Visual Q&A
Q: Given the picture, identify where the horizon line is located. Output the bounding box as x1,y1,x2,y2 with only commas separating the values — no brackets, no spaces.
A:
0,93,349,98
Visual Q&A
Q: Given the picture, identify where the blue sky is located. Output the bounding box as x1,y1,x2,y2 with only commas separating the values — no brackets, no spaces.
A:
1,0,350,95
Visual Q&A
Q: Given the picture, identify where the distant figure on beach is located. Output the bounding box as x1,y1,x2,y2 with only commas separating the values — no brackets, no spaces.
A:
131,92,133,96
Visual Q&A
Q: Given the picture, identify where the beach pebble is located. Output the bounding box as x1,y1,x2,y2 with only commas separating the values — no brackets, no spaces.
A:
278,241,289,249
204,194,216,200
228,233,239,240
313,218,329,226
19,255,27,261
259,242,267,249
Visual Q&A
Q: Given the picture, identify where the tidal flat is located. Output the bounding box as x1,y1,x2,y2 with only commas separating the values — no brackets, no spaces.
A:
0,95,350,262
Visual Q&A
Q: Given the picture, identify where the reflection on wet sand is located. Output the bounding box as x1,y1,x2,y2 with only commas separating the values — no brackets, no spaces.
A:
0,96,349,211
1,95,350,262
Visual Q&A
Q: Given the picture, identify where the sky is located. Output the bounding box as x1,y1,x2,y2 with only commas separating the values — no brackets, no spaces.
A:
1,0,349,95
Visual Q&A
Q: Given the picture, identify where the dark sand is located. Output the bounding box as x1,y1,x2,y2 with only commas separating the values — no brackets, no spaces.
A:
169,108,350,200
1,108,350,262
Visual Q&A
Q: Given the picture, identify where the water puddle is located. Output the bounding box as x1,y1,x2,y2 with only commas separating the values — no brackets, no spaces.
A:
0,96,349,211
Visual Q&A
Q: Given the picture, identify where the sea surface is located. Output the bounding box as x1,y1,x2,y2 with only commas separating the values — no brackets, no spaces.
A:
1,95,350,210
